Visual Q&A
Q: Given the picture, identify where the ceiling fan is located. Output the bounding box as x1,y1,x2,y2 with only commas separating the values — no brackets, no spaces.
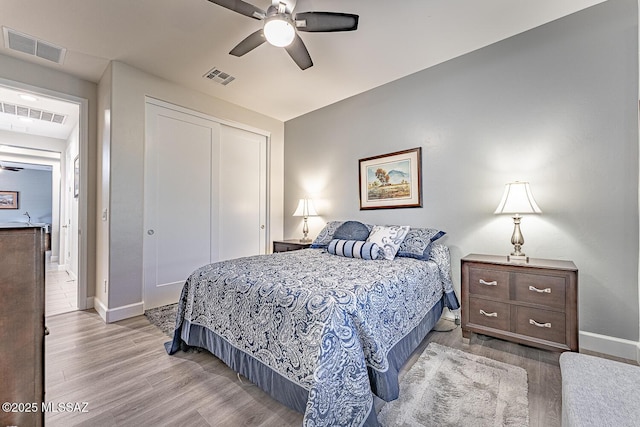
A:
0,164,23,172
207,0,359,70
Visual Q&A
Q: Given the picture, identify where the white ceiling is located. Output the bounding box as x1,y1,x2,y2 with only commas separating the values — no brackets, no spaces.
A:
0,0,606,123
0,85,79,140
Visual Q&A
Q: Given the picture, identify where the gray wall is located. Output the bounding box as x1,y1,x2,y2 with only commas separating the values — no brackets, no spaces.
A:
0,168,52,224
284,0,639,349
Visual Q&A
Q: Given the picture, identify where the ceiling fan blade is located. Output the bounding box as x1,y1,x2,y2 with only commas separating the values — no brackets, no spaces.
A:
285,33,313,70
229,29,266,56
207,0,266,20
294,12,359,32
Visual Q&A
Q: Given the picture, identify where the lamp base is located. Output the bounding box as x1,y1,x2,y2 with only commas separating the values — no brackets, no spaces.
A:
299,237,312,243
508,254,529,263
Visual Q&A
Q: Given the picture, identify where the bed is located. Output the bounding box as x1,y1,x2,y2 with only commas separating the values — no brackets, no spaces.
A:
167,223,459,427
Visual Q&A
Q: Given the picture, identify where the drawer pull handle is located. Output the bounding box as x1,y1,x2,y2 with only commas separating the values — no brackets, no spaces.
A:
479,279,498,286
479,309,498,318
529,285,551,294
529,319,551,328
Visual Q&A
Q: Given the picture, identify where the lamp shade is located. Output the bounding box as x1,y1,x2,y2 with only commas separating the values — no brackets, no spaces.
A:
494,182,542,215
293,198,318,217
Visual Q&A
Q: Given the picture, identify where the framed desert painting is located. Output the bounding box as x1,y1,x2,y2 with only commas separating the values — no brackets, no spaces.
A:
359,147,422,210
0,191,19,209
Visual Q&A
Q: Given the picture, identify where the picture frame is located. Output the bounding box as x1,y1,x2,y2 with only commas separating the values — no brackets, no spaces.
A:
0,191,19,209
359,147,422,210
74,155,80,198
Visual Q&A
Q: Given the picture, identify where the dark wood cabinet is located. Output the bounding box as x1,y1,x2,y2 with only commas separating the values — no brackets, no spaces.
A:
0,226,46,427
461,254,578,352
272,239,311,253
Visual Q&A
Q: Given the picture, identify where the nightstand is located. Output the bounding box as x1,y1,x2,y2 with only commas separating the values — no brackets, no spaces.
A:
272,239,312,253
461,254,578,352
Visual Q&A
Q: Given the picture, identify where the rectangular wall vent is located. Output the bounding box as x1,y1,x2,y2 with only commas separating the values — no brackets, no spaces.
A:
203,67,236,86
3,27,66,64
0,102,66,125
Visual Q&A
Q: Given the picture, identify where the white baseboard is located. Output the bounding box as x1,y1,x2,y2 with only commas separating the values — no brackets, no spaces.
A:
93,297,144,323
579,330,640,363
93,297,107,321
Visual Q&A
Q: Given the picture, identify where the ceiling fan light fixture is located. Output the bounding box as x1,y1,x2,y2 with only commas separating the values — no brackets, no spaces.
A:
264,16,295,47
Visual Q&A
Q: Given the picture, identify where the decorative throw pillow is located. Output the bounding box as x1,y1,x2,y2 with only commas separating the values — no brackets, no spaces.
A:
397,228,446,260
310,221,345,248
333,221,371,241
310,220,374,248
366,225,410,260
328,239,379,260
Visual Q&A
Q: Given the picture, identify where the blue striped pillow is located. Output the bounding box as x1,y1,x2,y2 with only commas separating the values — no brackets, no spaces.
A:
328,239,380,260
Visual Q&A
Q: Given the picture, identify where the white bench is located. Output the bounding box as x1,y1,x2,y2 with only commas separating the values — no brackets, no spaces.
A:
560,352,640,427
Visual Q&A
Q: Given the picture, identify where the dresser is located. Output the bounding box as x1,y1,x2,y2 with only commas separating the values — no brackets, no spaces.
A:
461,254,578,352
0,226,46,427
272,239,312,253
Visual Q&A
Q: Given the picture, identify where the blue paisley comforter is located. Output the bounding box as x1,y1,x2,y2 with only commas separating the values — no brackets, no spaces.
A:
168,244,459,427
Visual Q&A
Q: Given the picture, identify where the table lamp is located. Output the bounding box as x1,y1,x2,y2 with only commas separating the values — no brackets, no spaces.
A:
494,181,542,261
293,198,318,242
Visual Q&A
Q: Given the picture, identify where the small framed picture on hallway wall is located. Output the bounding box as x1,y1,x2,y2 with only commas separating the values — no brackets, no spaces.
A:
0,191,19,209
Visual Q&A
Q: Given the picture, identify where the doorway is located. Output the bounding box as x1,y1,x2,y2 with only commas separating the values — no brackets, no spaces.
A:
0,80,87,315
0,153,75,315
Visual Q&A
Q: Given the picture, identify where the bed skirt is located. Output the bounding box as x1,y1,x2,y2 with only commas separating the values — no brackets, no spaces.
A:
167,295,446,426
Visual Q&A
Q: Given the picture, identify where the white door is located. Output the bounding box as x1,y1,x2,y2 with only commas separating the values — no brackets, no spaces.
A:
218,125,267,261
143,102,268,309
144,105,218,309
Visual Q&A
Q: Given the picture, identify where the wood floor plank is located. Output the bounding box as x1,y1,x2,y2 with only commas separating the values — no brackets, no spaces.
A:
536,359,563,427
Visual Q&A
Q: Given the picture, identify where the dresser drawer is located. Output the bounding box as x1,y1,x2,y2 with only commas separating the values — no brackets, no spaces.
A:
514,273,566,309
515,306,566,345
468,267,510,300
469,298,510,331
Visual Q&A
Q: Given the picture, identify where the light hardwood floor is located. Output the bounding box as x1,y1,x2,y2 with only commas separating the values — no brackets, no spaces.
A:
44,309,575,427
45,258,77,317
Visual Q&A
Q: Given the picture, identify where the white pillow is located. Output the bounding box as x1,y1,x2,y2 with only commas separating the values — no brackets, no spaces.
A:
366,225,410,260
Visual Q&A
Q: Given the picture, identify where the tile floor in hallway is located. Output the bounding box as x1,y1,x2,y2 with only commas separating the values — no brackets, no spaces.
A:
46,260,77,317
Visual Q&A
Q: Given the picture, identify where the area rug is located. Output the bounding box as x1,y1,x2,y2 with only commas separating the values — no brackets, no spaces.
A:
378,342,529,427
144,303,178,337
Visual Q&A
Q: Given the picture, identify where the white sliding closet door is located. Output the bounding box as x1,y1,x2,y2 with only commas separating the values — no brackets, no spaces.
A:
218,125,267,261
143,102,268,309
144,104,219,309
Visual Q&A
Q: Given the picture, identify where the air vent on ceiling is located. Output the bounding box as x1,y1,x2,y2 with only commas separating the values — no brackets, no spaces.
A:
0,102,66,125
2,27,67,64
203,67,235,86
